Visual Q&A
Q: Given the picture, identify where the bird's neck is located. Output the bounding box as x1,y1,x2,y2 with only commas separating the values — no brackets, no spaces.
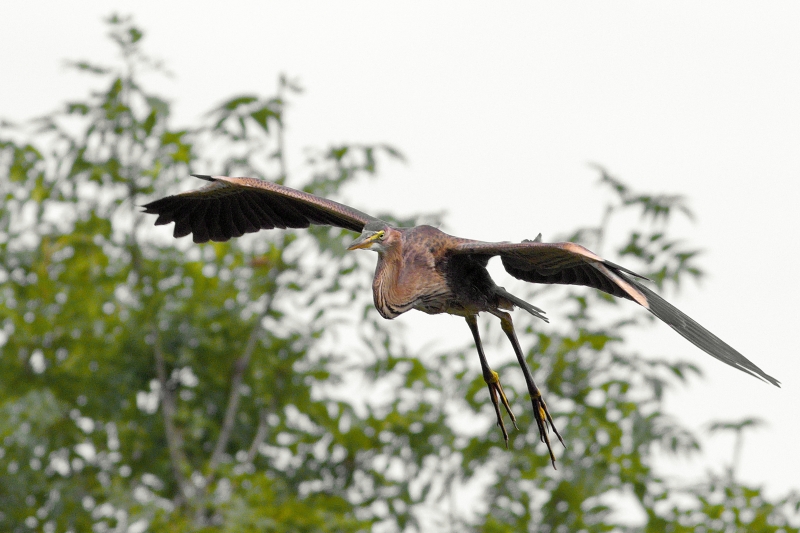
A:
372,246,404,319
374,247,401,288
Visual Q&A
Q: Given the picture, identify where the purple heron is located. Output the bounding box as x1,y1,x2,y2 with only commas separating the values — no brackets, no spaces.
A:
143,175,779,467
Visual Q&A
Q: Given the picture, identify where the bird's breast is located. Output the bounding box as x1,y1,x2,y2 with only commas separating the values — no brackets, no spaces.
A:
372,246,451,319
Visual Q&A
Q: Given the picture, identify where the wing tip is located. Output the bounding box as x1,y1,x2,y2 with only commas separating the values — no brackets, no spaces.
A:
634,280,782,388
139,175,214,212
603,259,653,283
736,365,781,388
140,198,165,214
750,368,781,388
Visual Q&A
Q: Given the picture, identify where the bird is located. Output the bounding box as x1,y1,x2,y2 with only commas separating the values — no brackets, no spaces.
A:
142,174,780,468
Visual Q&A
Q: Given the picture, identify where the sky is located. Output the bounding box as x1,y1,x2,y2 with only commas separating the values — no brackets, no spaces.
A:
3,1,799,505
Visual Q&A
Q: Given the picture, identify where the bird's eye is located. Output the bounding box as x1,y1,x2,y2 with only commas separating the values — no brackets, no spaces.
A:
377,231,386,240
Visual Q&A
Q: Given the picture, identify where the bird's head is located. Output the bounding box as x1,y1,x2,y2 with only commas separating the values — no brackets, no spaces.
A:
347,221,397,253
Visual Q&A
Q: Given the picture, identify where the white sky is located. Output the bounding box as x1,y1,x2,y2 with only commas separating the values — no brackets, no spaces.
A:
3,1,799,506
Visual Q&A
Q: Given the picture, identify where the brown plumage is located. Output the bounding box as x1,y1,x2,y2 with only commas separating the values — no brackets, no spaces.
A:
143,175,780,468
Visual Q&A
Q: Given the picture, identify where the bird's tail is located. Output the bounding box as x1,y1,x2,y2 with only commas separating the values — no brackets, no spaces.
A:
495,287,549,323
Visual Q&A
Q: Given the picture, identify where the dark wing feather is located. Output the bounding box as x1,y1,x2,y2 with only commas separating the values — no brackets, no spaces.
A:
451,240,780,387
629,279,780,386
452,241,647,300
142,175,382,243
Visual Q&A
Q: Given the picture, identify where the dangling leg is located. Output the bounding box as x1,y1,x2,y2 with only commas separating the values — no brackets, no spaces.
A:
465,315,518,448
492,310,564,468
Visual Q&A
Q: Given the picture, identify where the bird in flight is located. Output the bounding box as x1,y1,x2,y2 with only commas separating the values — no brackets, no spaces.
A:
143,175,780,467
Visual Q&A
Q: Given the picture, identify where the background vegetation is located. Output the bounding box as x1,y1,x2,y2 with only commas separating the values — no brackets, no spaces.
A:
1,16,797,532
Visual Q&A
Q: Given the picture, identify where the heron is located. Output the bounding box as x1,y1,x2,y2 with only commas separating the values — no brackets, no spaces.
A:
143,174,780,467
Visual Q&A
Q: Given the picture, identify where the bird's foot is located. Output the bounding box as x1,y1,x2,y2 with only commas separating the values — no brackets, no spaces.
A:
485,370,518,448
529,392,565,468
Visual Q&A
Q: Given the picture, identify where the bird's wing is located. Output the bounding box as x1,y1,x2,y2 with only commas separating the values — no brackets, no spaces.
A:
451,240,649,300
142,175,382,242
451,240,780,387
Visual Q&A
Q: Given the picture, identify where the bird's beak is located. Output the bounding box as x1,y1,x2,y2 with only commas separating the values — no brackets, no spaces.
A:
347,232,379,251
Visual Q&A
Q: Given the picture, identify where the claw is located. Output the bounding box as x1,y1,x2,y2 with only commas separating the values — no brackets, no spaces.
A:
529,391,565,468
485,370,518,447
492,310,566,468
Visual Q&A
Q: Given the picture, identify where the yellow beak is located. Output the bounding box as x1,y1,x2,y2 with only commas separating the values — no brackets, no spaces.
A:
347,232,380,251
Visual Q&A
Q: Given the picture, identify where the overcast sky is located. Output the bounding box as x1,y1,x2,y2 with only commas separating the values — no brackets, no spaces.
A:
3,2,799,502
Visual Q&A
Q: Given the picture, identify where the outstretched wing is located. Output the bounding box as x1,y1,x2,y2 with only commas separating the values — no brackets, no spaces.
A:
142,175,382,243
451,239,780,387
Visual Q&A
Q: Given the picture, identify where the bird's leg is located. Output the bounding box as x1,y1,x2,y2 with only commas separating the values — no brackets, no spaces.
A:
493,310,565,468
465,315,518,448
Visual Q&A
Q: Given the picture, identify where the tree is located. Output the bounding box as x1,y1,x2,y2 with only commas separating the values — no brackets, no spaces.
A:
1,15,797,532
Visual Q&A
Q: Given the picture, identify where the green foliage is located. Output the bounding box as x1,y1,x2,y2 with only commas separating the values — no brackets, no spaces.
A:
1,14,798,533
